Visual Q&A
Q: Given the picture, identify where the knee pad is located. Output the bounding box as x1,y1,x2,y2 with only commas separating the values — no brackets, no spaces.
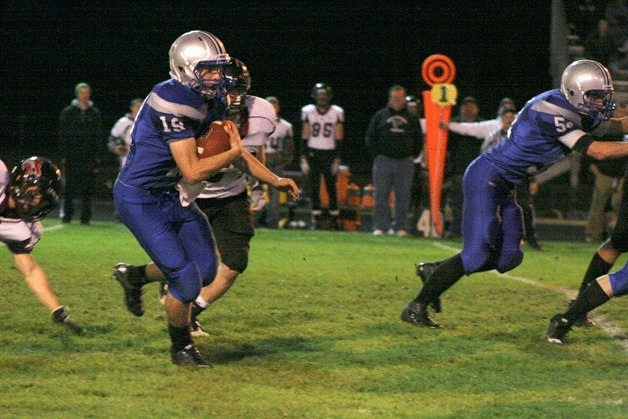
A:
461,248,496,274
496,250,523,273
221,247,249,274
167,262,202,303
198,257,219,287
461,218,501,274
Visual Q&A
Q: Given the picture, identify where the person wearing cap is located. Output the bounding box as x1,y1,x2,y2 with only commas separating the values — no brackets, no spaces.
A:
58,82,105,225
441,96,484,238
439,97,516,140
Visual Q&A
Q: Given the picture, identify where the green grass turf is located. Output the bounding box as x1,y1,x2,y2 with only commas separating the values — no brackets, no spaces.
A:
0,222,626,417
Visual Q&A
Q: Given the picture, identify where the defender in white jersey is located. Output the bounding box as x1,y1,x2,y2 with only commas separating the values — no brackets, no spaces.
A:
0,157,86,335
108,98,143,168
300,83,345,228
188,91,293,336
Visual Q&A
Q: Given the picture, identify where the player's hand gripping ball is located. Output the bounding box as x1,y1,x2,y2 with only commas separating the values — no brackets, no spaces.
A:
196,121,231,158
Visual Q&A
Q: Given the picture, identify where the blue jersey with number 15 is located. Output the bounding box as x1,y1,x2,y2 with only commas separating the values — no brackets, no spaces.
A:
118,79,226,190
484,88,605,185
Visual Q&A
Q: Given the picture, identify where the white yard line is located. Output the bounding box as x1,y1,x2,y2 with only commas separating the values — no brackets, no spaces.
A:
431,242,627,352
42,224,65,232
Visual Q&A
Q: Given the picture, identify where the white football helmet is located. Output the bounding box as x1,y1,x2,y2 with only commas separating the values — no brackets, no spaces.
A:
560,60,615,121
168,30,231,99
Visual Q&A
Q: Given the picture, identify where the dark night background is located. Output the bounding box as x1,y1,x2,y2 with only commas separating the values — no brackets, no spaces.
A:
0,1,552,175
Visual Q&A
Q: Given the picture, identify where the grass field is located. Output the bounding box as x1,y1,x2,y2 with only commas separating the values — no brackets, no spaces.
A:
0,221,626,418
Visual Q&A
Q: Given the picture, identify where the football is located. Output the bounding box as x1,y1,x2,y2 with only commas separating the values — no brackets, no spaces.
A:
196,121,231,158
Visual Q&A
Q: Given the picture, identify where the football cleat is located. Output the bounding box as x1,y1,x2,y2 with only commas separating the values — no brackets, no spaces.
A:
415,262,442,313
190,320,209,337
401,302,441,329
158,282,168,305
567,299,596,327
546,314,572,344
171,344,212,368
113,263,145,317
52,306,87,336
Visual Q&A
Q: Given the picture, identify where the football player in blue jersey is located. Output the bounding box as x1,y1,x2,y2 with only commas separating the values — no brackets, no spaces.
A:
402,59,628,329
112,30,246,367
546,177,628,344
547,261,628,344
113,58,299,341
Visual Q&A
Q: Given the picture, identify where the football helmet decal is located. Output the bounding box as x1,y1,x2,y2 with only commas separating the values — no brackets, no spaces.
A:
560,59,615,121
169,30,231,99
9,157,62,221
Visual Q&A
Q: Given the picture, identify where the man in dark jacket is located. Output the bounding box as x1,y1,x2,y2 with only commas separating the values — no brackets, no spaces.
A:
58,82,104,224
365,85,422,237
444,96,484,237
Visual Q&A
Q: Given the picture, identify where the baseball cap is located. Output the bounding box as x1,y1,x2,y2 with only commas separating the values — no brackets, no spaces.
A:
498,105,516,116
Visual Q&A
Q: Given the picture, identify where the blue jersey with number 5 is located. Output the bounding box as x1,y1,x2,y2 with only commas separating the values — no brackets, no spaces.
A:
118,79,226,190
484,89,603,185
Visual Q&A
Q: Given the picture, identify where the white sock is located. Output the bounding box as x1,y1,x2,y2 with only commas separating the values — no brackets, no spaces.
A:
195,296,209,308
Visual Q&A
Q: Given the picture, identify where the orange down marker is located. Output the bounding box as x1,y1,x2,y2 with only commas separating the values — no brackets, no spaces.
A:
421,54,457,234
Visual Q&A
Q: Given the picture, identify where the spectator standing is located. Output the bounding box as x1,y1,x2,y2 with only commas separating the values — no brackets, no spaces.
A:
583,19,619,66
300,83,344,229
604,0,627,47
58,82,104,225
406,95,430,232
257,96,295,228
365,85,422,237
443,96,484,238
108,98,144,169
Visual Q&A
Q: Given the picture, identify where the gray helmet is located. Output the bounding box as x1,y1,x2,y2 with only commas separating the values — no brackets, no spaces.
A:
560,60,615,121
168,30,231,98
